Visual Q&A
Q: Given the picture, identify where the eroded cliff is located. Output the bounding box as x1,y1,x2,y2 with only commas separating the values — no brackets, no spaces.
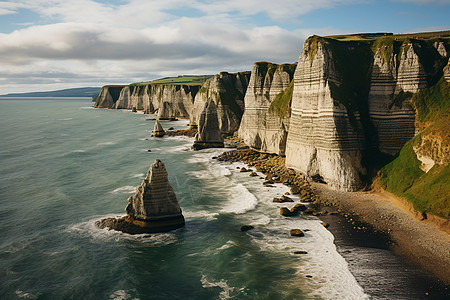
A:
190,71,250,134
285,32,449,191
238,62,296,155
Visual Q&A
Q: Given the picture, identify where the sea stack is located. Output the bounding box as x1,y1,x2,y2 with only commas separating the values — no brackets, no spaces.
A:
96,159,185,234
153,120,165,137
192,101,224,150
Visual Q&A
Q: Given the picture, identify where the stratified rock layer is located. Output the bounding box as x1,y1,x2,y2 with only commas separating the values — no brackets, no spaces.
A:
190,71,251,134
238,62,296,155
193,101,224,150
96,159,185,234
286,34,449,191
94,83,200,119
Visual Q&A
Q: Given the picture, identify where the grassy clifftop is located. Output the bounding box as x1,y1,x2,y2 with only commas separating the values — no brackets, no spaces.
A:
133,75,214,86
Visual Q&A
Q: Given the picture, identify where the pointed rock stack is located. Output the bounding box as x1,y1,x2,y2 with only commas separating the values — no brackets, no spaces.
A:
192,101,224,150
96,159,185,234
153,120,165,137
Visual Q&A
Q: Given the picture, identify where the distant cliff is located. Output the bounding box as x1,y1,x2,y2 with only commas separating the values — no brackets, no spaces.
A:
284,32,449,192
94,83,201,119
238,62,296,155
94,73,250,132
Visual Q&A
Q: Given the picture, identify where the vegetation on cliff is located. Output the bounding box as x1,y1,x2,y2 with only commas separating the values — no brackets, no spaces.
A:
379,78,450,218
134,75,213,86
269,80,294,118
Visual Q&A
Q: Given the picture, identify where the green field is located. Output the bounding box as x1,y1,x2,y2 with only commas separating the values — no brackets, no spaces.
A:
133,75,214,86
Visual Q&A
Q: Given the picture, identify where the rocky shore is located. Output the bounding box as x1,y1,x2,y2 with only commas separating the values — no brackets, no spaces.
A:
216,147,450,288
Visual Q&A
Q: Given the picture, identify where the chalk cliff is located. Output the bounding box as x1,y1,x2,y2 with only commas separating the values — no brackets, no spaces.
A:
94,83,200,119
285,33,449,191
96,159,185,234
94,85,127,108
193,101,224,150
190,71,250,134
238,62,296,155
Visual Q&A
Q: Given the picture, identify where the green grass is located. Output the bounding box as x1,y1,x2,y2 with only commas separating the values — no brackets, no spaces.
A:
379,78,450,218
133,75,214,86
269,80,294,118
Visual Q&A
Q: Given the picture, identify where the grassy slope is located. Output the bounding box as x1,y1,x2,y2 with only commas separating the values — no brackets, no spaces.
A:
379,78,450,218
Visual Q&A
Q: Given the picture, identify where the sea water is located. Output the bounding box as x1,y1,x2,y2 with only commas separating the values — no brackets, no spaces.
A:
0,98,426,299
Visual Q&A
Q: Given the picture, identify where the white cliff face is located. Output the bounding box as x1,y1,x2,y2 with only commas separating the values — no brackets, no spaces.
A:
285,35,448,192
285,40,366,191
94,86,127,108
238,62,296,155
367,44,426,155
190,72,250,134
94,83,199,119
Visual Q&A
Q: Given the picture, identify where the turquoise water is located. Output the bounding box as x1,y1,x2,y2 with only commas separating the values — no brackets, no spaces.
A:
0,99,368,299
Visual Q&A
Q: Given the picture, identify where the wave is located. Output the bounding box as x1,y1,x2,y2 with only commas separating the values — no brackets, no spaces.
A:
131,173,145,178
80,106,95,110
96,141,116,146
72,150,85,153
220,183,258,214
110,186,136,194
57,118,73,121
15,290,39,299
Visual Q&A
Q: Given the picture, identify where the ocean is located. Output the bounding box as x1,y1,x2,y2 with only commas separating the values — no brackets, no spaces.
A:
0,98,445,299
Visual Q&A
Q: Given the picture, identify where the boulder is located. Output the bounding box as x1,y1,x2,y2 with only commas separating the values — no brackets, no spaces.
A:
280,195,294,202
153,120,165,137
249,172,258,177
294,251,308,254
290,229,304,237
280,207,292,216
290,203,307,213
321,222,330,228
96,159,185,234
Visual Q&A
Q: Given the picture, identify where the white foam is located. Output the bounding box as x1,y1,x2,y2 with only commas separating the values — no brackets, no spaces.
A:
183,210,218,221
200,275,243,300
80,106,95,110
57,118,73,121
110,186,136,194
97,141,116,146
72,150,85,153
131,173,145,178
109,290,132,300
15,290,39,299
66,215,179,246
220,183,257,214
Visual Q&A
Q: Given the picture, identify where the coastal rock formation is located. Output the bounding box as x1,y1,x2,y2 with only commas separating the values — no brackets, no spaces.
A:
285,34,449,191
96,159,185,234
238,62,296,155
153,120,165,137
190,71,251,134
193,101,224,150
94,85,127,108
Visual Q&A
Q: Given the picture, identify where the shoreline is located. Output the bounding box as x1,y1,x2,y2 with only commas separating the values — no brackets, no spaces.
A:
215,145,449,296
311,182,450,286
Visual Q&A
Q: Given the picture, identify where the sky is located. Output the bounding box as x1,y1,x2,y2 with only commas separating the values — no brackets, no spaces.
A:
0,0,449,94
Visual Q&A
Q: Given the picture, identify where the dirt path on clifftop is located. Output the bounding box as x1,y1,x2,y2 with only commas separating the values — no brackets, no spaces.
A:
311,182,450,285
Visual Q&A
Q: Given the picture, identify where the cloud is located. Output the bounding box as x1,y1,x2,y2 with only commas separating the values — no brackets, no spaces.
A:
0,0,358,93
0,1,25,15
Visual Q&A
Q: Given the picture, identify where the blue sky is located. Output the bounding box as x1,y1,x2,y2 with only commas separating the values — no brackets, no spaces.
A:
0,0,449,94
